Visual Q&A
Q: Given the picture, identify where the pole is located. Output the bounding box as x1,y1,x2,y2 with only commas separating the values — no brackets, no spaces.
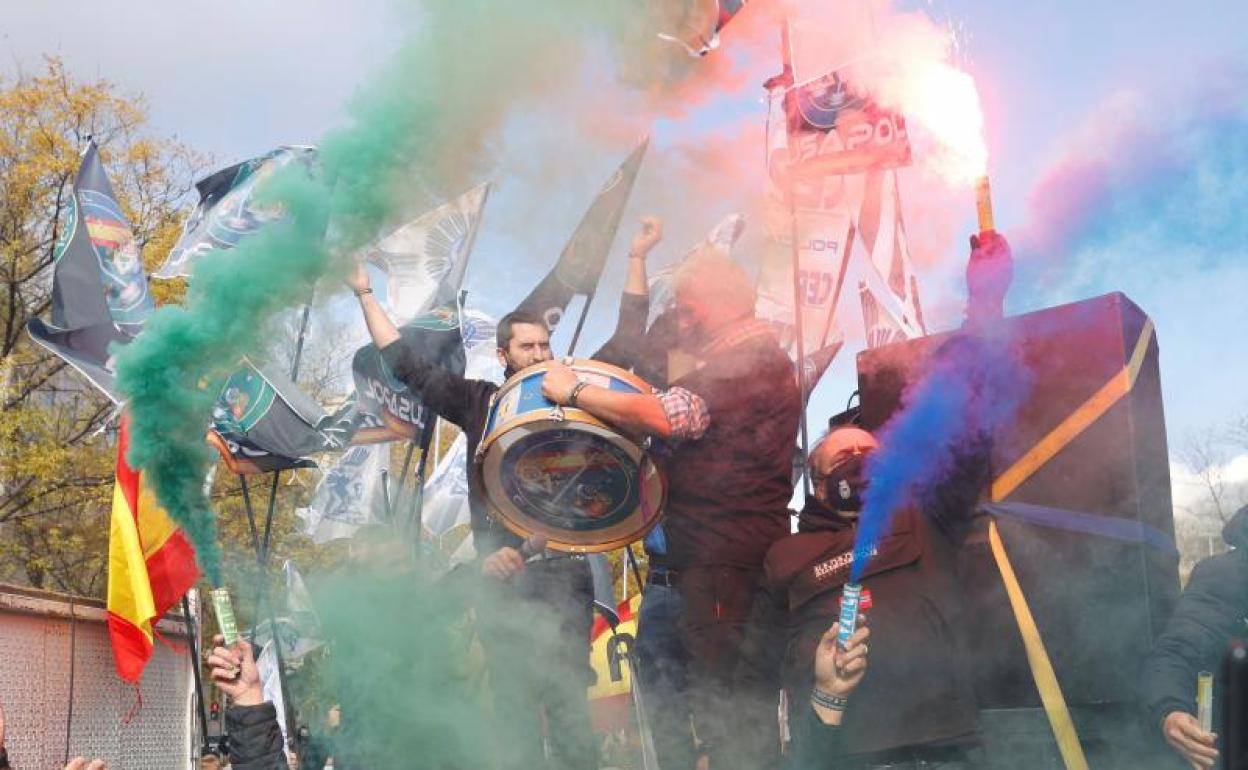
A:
388,439,418,522
777,20,813,498
566,290,598,357
182,593,211,752
406,409,438,557
624,545,645,597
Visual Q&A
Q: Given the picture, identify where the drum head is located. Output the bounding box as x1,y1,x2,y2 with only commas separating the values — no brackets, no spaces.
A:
478,417,665,553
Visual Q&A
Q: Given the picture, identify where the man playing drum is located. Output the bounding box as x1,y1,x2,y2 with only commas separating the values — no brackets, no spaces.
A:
346,217,661,770
542,249,801,770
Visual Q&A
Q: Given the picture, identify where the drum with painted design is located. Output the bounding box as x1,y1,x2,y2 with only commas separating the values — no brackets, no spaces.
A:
475,359,666,552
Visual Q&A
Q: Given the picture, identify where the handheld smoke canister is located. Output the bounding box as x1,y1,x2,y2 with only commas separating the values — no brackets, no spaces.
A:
210,587,240,647
1197,670,1214,732
837,582,863,649
975,175,995,234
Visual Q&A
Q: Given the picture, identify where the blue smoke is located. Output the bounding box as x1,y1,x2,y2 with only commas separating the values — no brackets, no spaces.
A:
852,331,1031,580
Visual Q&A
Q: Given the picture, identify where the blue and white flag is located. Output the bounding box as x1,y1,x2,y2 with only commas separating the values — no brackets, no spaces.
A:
297,444,385,544
155,146,318,279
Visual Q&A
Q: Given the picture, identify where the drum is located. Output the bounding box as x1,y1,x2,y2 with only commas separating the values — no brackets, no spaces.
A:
475,359,666,553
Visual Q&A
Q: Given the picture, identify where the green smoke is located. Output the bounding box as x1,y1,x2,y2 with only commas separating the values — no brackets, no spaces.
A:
113,1,681,582
310,547,578,768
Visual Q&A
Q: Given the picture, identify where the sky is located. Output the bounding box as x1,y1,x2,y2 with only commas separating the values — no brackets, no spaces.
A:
3,0,1246,485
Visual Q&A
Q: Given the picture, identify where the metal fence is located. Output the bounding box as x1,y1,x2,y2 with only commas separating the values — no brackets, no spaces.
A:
0,584,193,770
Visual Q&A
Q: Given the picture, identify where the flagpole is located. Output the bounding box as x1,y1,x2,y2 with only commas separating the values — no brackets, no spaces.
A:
566,291,597,357
181,593,211,753
780,20,814,499
405,407,438,558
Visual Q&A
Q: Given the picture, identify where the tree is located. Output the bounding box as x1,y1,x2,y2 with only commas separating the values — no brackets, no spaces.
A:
0,57,203,595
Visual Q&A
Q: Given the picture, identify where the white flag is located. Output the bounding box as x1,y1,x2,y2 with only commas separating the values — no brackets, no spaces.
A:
460,307,502,382
850,170,926,336
364,183,490,324
859,281,909,349
755,207,853,357
296,444,384,544
256,641,291,757
420,433,476,567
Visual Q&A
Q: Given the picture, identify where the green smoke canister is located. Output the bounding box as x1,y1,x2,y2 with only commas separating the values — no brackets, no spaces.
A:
837,582,862,648
211,587,240,646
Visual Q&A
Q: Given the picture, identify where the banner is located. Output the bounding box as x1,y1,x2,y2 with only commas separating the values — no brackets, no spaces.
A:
155,146,318,279
587,594,642,732
785,71,912,179
297,444,385,544
364,184,490,324
518,138,648,330
208,360,356,475
755,208,854,357
350,306,466,443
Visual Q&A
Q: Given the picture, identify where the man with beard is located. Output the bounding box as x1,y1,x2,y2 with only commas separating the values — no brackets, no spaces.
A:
345,218,662,770
541,249,801,769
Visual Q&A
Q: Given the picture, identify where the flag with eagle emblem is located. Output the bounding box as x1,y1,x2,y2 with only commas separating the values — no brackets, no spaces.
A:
360,183,490,323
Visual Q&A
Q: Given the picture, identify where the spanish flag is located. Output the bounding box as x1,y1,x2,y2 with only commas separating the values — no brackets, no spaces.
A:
106,413,201,683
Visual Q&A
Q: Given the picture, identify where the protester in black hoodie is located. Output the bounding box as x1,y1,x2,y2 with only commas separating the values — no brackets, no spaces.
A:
1143,504,1248,770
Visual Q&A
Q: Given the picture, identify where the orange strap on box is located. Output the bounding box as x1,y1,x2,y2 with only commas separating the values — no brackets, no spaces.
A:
986,319,1153,770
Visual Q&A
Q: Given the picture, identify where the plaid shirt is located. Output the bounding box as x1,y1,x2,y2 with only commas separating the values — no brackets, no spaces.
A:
657,386,710,441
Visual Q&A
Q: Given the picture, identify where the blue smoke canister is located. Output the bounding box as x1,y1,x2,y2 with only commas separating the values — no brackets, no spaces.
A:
837,582,863,648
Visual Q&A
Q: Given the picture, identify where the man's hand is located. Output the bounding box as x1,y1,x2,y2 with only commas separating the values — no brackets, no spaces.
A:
63,759,107,770
345,259,370,293
208,635,264,707
814,618,869,697
541,363,581,406
1162,711,1218,769
629,216,663,258
481,547,525,582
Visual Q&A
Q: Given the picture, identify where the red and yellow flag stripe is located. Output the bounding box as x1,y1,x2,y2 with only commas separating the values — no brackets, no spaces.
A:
106,413,200,683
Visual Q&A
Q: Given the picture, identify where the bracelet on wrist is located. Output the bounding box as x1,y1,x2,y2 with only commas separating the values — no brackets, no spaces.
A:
568,381,589,407
810,688,848,712
354,287,373,297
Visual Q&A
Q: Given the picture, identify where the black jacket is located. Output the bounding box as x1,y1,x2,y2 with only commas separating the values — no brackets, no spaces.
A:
379,294,649,558
226,702,287,770
737,452,987,763
1142,505,1248,733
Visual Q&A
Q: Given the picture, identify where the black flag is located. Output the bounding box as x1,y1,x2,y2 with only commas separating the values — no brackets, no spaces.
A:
209,360,357,475
27,141,154,401
517,138,648,330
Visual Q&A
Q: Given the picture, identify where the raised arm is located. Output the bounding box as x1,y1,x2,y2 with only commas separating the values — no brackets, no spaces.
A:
593,216,662,369
346,260,400,349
